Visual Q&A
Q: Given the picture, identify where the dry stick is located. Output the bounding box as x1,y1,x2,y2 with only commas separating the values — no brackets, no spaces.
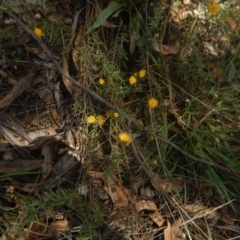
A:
12,14,117,111
130,117,240,179
128,121,177,209
12,14,240,178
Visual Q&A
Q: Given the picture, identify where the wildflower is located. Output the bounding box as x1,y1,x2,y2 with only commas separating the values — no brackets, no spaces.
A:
139,69,146,79
113,112,119,118
134,72,138,77
208,3,220,15
148,97,158,109
98,78,105,85
118,132,132,146
34,27,44,37
149,136,155,141
97,115,106,126
153,159,158,165
87,115,96,124
129,76,137,85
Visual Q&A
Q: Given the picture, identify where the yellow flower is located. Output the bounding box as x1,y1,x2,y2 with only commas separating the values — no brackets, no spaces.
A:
97,115,106,126
113,112,119,118
34,27,44,37
129,76,137,85
208,3,220,15
153,159,158,165
148,97,158,109
149,136,155,141
105,110,119,118
87,115,96,124
118,132,132,146
98,78,105,85
139,69,146,78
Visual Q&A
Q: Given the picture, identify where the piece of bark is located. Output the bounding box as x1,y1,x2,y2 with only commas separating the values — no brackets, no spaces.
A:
0,68,38,109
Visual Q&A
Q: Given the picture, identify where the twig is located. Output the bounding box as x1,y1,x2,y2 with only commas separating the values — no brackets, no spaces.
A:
128,120,177,209
12,13,116,111
128,116,240,179
11,14,240,178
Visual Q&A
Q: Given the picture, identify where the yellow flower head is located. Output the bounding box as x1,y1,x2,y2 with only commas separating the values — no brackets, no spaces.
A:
149,136,155,141
113,112,119,118
148,97,158,109
153,159,158,165
139,69,146,78
129,76,137,85
34,27,44,37
208,3,220,15
118,132,132,146
98,78,105,85
87,115,96,124
97,115,106,126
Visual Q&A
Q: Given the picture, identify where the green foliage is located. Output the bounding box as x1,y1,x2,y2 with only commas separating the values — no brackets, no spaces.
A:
86,2,124,34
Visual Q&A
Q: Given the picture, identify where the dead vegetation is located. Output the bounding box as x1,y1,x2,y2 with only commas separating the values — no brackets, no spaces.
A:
0,0,240,239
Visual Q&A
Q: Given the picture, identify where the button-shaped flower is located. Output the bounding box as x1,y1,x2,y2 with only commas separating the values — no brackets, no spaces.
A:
208,3,220,15
129,76,137,85
118,132,132,146
34,27,44,38
98,78,105,85
87,115,96,124
139,69,146,78
148,97,158,109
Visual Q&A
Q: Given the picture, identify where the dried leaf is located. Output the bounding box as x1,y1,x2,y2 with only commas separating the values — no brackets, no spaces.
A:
41,145,53,179
149,211,165,227
0,69,37,109
0,159,42,173
42,152,78,190
135,200,157,211
150,177,184,193
25,45,43,55
72,25,85,71
152,41,181,55
48,219,69,234
161,44,181,55
225,17,237,31
182,204,218,220
164,220,185,240
62,56,74,95
104,175,129,207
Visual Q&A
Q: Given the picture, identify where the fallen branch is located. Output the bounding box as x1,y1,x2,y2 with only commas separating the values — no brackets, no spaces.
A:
0,68,37,109
12,14,116,111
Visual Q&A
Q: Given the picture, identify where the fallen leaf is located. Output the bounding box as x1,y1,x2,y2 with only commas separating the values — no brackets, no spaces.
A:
62,56,74,95
0,159,42,173
135,200,157,211
104,175,129,207
164,220,185,240
41,145,53,179
149,211,165,227
152,41,181,55
225,17,237,31
182,204,218,220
